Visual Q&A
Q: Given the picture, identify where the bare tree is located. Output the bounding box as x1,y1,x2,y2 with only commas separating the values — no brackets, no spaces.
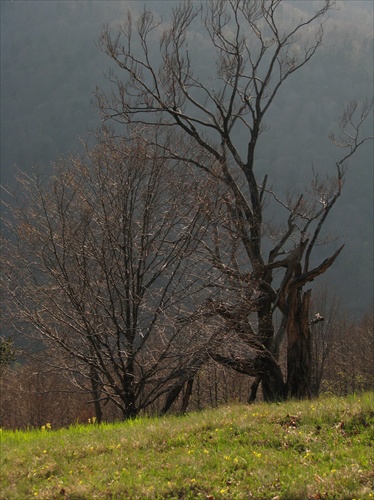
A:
95,0,373,401
2,129,216,419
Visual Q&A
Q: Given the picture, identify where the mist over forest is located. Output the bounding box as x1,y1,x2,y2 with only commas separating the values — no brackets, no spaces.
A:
1,0,373,317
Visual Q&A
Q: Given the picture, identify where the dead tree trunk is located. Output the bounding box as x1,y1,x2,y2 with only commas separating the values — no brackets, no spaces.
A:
286,289,312,398
257,298,283,402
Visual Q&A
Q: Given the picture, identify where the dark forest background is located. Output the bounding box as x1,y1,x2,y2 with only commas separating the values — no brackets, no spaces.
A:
1,0,373,317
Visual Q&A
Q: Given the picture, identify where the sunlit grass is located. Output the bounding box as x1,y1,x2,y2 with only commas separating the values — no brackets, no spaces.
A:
1,392,373,499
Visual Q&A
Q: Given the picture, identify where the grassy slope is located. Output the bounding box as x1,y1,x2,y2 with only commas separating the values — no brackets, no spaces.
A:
1,393,373,500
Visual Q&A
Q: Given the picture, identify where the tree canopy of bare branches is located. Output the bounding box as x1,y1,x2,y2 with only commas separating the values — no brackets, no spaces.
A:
2,130,217,419
95,0,373,402
2,1,373,419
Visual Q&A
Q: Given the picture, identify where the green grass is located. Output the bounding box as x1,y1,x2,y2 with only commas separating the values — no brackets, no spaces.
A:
1,393,373,499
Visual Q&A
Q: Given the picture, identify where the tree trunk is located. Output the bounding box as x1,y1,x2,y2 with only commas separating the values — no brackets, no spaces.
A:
160,354,208,415
90,365,103,424
262,369,286,402
286,288,312,399
248,376,262,403
161,382,184,415
121,363,138,419
181,378,194,414
258,299,285,402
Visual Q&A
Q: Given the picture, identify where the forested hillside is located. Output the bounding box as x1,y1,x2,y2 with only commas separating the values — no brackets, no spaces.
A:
1,0,372,316
1,1,373,427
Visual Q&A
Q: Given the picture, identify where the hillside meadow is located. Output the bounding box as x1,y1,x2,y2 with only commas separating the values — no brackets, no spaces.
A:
1,393,373,499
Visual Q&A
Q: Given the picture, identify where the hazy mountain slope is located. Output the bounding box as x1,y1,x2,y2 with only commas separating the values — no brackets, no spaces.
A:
1,0,373,316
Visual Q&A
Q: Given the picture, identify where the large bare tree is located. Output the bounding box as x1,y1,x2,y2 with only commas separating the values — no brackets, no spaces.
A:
95,0,373,401
2,130,216,419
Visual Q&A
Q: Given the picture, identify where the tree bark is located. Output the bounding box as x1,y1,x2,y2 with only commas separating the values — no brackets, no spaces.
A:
248,376,262,403
181,378,194,414
90,365,103,424
121,362,138,419
262,370,286,402
286,288,312,398
257,299,283,402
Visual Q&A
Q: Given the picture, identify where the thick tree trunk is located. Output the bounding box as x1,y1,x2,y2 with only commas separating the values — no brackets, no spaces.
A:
258,299,285,402
262,369,286,402
286,288,312,399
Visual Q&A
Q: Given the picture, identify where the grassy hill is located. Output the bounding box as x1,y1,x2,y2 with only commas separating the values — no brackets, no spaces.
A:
1,393,373,499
